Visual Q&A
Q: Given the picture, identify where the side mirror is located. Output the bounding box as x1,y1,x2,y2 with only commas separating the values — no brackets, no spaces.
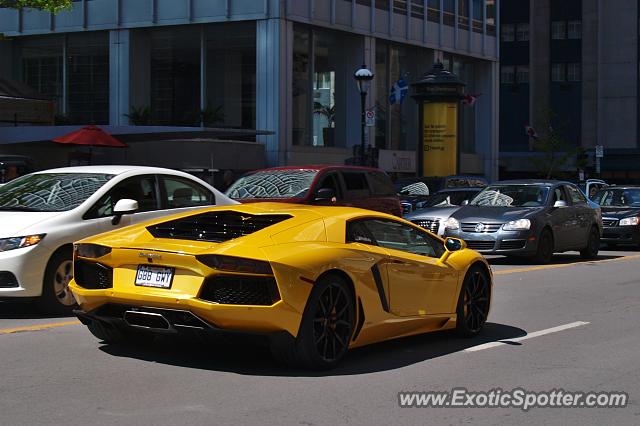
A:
112,199,138,225
461,199,469,206
553,200,568,208
315,188,335,202
439,238,467,263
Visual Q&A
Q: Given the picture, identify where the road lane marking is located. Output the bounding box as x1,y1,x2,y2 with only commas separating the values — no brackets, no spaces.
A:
0,320,81,335
465,321,590,352
494,254,640,276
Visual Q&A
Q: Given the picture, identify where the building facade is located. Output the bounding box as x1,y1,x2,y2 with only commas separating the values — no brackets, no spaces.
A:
500,0,640,182
0,0,499,179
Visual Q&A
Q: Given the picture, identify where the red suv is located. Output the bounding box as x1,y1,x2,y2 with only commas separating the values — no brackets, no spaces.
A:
225,165,402,216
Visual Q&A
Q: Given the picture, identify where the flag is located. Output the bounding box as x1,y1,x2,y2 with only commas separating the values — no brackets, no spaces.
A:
389,78,408,105
525,124,538,140
462,93,480,106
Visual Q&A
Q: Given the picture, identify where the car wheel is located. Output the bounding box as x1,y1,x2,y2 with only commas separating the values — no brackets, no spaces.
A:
271,274,355,370
532,229,554,264
456,265,491,337
580,226,600,259
37,248,77,315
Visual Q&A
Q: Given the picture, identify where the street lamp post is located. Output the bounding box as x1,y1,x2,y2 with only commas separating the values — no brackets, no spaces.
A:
354,64,374,166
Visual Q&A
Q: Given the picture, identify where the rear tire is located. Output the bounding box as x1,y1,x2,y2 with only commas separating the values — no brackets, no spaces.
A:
37,249,77,315
271,274,355,370
455,265,491,338
532,229,554,264
580,226,600,259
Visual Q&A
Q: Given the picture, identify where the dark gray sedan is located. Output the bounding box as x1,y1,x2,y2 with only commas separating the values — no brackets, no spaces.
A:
443,180,602,263
593,186,640,248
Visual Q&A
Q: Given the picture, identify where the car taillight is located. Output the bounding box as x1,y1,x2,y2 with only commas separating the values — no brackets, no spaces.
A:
196,255,273,275
74,243,112,259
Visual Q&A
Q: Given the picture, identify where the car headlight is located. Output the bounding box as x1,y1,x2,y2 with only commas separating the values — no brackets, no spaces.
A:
445,217,460,230
503,219,531,231
74,243,112,259
0,234,45,252
619,216,640,226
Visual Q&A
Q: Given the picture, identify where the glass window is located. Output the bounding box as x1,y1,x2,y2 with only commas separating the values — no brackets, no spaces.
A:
375,41,388,149
351,219,444,258
486,0,496,35
471,185,551,207
292,26,311,146
551,187,567,204
205,22,256,128
551,63,566,82
162,176,213,208
566,185,587,204
20,40,63,114
501,66,515,84
367,171,396,196
516,23,529,41
594,188,640,207
458,0,469,30
85,175,159,219
516,66,529,84
0,173,113,213
67,32,109,125
315,173,343,199
568,20,582,39
341,171,369,192
443,0,455,26
551,21,566,40
226,169,318,200
501,24,515,42
313,31,341,147
427,0,440,23
567,63,581,82
149,26,201,126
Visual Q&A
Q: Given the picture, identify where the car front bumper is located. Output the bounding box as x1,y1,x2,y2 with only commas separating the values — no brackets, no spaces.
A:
444,229,538,256
0,245,49,299
601,225,640,246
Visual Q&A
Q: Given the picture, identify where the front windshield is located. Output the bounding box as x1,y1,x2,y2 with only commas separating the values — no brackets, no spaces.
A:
423,191,478,207
470,185,550,207
226,169,319,199
593,188,640,207
0,173,114,212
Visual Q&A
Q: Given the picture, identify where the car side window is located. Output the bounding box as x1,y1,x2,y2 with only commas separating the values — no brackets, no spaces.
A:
551,187,567,205
84,175,159,219
567,185,587,204
315,173,342,200
162,176,213,209
341,171,371,198
346,221,377,245
367,171,395,196
349,219,443,258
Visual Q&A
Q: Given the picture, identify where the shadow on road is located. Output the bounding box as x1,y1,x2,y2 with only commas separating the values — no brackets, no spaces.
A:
486,253,624,267
98,322,526,377
0,301,72,319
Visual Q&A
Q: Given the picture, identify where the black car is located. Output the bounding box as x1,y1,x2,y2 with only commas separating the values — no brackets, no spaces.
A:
443,180,602,263
593,186,640,248
397,175,487,215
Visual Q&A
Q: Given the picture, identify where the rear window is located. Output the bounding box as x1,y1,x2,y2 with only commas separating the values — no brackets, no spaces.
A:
368,171,396,196
146,211,292,242
342,172,369,192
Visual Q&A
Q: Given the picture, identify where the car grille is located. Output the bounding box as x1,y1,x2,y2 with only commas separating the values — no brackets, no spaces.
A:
0,271,18,288
199,275,280,306
602,218,618,227
74,260,113,289
412,219,440,234
465,241,496,250
499,240,527,250
461,222,503,233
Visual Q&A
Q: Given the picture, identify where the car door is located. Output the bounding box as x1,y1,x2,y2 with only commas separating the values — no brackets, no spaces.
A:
83,174,166,235
311,172,343,206
358,219,459,316
548,186,575,250
566,184,593,248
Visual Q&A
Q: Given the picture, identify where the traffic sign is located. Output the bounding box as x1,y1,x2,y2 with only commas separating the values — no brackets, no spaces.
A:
595,145,604,158
365,110,375,127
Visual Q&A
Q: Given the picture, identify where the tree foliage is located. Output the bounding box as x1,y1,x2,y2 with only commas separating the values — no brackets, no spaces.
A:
529,110,582,179
0,0,72,13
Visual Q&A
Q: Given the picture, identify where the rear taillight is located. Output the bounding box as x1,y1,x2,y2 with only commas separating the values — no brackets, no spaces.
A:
196,255,273,275
74,243,112,259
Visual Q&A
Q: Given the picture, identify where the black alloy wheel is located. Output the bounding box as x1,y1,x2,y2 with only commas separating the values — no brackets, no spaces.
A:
456,266,491,337
532,229,554,264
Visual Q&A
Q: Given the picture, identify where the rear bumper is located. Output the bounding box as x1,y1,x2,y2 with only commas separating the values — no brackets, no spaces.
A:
601,226,640,245
70,284,305,338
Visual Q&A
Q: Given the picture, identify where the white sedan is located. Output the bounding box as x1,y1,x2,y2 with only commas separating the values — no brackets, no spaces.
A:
0,165,237,313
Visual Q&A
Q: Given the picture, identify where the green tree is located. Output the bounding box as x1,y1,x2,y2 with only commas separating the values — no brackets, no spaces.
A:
0,0,72,13
529,111,582,179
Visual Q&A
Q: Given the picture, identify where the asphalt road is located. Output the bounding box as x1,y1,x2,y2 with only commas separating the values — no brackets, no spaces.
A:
1,249,639,425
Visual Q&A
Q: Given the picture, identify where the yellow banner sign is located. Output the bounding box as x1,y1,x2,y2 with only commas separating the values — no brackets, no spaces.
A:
422,102,458,176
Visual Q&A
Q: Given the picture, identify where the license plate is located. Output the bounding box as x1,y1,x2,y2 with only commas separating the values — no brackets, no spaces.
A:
135,265,174,289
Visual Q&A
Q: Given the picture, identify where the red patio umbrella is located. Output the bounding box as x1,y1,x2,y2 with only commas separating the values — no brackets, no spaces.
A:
52,125,128,148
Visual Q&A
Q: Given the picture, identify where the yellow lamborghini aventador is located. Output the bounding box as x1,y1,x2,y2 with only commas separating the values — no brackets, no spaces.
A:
70,203,492,370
